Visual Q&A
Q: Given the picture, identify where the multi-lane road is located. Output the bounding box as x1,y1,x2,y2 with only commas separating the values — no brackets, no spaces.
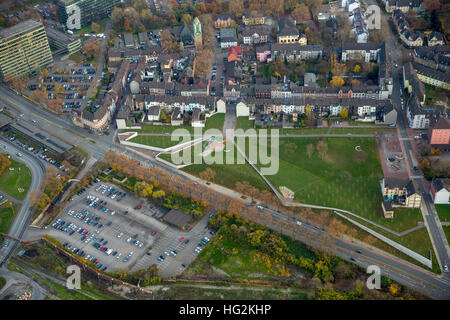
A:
0,140,45,267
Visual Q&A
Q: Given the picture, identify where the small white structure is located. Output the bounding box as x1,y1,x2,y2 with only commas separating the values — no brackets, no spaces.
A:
236,101,249,117
216,98,226,113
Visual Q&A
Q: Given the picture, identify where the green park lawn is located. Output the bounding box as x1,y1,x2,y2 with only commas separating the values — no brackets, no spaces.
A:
0,205,17,233
435,205,450,222
159,138,270,192
0,158,32,200
443,227,450,244
235,117,254,130
246,137,423,232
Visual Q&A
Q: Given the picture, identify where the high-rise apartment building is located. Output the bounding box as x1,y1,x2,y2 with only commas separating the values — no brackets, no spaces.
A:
0,19,53,80
57,0,121,30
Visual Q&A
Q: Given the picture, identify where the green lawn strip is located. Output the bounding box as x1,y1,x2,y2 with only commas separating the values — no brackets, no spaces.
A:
335,210,437,270
0,158,32,200
129,135,187,149
443,226,450,244
0,276,5,290
0,205,19,233
235,117,254,130
204,113,225,131
435,205,450,222
328,128,396,134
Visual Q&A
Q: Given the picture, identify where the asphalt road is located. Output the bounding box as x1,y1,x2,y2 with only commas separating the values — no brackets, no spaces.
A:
0,140,45,267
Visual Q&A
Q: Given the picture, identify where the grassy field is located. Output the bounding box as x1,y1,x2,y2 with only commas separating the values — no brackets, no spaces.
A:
235,117,254,130
0,276,5,290
0,206,18,234
245,137,422,232
193,232,316,278
435,205,450,222
0,158,32,200
74,17,109,35
159,139,270,192
444,227,450,244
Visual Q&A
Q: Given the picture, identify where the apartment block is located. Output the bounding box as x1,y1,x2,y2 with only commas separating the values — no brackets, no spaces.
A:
0,19,53,80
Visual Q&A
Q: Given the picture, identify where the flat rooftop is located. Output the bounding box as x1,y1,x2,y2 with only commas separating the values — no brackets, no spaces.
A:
0,19,43,41
45,26,76,44
9,122,72,154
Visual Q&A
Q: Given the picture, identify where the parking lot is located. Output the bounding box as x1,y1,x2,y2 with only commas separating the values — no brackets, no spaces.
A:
48,180,215,277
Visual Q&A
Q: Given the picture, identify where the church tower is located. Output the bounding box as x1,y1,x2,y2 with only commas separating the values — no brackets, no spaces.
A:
193,17,202,49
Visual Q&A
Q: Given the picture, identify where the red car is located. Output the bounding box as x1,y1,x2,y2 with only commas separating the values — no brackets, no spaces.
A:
179,237,185,242
137,205,142,210
101,246,106,251
83,230,88,235
151,231,156,236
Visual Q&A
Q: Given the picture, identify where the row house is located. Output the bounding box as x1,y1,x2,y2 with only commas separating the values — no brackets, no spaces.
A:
406,93,443,129
384,0,422,13
256,44,272,63
176,83,209,97
414,46,450,72
341,42,382,62
413,62,450,90
349,7,369,43
223,84,240,100
242,11,265,25
213,14,235,28
403,62,426,104
393,9,423,47
242,25,270,45
271,43,323,62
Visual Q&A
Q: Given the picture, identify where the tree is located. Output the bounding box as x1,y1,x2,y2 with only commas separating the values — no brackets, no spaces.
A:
47,97,63,115
181,13,193,25
340,108,348,119
199,167,216,181
292,3,310,22
134,181,153,197
82,39,101,59
160,29,182,54
229,0,244,18
91,22,101,33
423,0,440,11
0,154,11,175
330,76,344,88
194,49,213,78
389,283,400,296
152,190,165,199
353,64,361,73
29,190,50,210
6,75,26,93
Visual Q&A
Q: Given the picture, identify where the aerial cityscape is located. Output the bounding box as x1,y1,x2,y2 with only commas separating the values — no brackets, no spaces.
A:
0,0,449,306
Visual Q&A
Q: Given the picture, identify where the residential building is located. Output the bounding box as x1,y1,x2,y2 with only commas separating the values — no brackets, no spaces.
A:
228,46,242,62
213,14,235,28
381,177,421,208
277,16,306,45
271,43,322,62
382,197,394,218
413,46,450,72
407,93,435,129
403,62,426,104
341,42,382,62
384,0,423,13
123,33,135,49
57,0,121,30
428,118,450,149
0,20,53,80
147,105,161,121
220,28,238,48
427,31,445,46
412,62,450,90
45,26,81,55
430,178,450,205
256,44,272,62
242,11,265,25
242,25,270,45
171,107,183,126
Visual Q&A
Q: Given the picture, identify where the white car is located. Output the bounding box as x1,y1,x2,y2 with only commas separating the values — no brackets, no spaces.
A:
444,264,449,272
117,232,123,238
295,220,302,226
164,251,170,256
